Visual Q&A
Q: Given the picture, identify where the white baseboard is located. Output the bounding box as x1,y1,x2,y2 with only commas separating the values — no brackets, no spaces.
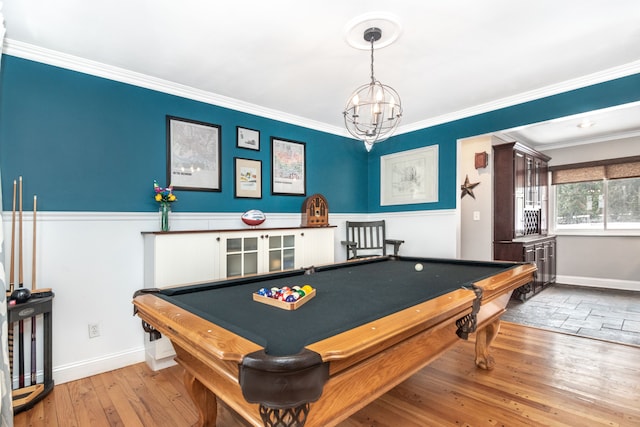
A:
556,275,640,292
53,347,146,385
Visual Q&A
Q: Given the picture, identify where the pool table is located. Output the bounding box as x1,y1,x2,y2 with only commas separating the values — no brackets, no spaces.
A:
133,256,535,427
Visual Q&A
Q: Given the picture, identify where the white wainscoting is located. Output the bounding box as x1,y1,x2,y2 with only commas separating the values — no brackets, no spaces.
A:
1,209,459,384
8,208,636,384
330,210,459,261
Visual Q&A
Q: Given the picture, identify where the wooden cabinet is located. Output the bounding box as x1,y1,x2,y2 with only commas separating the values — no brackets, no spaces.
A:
494,236,556,301
494,142,551,241
493,142,555,300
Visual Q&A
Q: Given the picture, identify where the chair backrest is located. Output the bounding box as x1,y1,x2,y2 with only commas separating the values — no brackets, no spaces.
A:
345,220,387,258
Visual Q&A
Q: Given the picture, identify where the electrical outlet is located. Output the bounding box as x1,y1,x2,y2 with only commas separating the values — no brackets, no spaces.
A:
88,323,100,338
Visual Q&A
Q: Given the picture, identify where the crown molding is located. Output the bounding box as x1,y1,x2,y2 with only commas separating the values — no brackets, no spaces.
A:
3,39,347,137
4,39,639,140
528,129,640,152
396,60,640,136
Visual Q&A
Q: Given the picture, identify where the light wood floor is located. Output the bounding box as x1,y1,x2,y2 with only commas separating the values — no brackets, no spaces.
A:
13,322,640,427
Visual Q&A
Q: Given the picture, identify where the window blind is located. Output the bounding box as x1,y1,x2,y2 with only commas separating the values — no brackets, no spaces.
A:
550,156,640,184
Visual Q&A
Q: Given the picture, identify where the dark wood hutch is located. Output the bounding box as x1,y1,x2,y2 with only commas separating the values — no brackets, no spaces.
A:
493,141,556,300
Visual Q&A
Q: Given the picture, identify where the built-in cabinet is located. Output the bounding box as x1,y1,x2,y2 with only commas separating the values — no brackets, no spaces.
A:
494,142,550,241
140,226,336,370
493,142,556,300
143,226,336,288
494,236,556,300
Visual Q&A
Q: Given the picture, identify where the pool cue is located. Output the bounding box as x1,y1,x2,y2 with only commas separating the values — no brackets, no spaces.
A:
9,180,16,294
8,180,16,385
18,176,25,388
30,195,37,386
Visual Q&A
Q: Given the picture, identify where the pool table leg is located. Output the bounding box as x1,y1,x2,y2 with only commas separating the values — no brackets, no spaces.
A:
259,404,310,427
474,318,500,370
184,370,218,427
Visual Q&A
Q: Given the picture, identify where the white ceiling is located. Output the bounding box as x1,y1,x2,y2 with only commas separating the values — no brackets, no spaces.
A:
500,101,640,150
2,1,640,147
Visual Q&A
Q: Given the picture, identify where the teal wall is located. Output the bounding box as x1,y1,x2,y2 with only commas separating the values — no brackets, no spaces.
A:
1,54,639,214
0,55,367,213
367,72,640,212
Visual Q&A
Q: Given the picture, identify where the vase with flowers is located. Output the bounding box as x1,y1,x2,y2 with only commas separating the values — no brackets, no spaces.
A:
154,181,177,232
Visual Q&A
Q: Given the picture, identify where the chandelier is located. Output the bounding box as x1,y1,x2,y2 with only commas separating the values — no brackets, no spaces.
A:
343,27,402,152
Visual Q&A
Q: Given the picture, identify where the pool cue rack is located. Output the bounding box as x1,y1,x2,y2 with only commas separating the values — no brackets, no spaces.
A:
5,176,55,412
7,292,55,412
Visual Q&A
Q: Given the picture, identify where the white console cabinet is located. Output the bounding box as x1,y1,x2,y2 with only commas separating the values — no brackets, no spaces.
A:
143,226,335,287
140,226,335,370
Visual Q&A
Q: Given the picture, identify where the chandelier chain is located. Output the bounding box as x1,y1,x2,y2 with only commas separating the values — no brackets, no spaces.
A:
370,36,375,83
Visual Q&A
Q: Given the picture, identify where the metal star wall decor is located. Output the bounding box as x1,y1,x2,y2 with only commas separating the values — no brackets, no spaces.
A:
460,174,480,199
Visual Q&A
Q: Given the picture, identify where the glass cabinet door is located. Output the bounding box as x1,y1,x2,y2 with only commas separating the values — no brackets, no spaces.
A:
268,234,295,272
525,155,535,208
514,152,526,237
226,236,258,277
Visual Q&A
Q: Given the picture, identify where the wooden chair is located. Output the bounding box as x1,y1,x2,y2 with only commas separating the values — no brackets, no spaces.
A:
342,220,405,260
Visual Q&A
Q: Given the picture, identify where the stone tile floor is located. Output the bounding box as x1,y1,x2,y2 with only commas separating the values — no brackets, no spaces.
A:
502,283,640,346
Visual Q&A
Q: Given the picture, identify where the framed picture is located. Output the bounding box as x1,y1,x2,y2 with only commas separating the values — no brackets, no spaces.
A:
380,145,439,206
237,126,260,150
166,115,221,191
271,137,306,196
234,157,262,199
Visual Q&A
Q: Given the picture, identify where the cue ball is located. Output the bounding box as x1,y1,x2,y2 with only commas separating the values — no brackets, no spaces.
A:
415,263,423,272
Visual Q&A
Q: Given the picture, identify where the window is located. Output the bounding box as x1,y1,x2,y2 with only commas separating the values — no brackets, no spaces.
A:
555,181,604,228
607,177,640,229
551,157,640,231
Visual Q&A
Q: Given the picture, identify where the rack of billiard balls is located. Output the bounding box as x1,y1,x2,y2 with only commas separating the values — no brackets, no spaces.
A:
252,285,316,310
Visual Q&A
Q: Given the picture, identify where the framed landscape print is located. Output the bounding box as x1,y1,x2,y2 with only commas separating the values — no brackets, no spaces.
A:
167,116,221,191
234,157,262,199
271,137,306,196
237,126,260,150
380,145,438,206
